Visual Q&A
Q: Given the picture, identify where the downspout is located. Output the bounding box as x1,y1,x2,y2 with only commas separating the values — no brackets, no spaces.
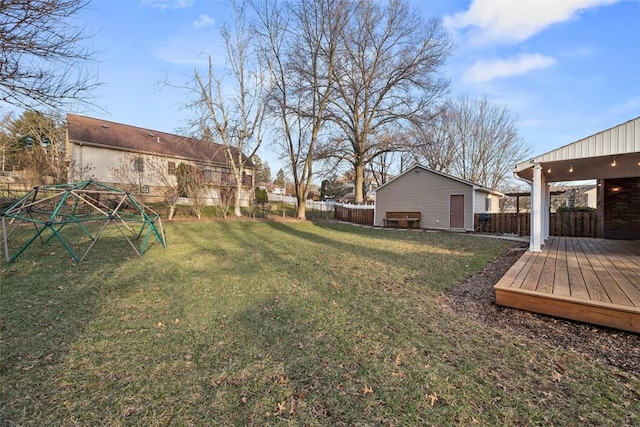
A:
471,187,475,231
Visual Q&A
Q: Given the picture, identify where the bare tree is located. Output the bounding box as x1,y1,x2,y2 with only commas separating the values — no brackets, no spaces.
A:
109,153,151,195
0,111,17,172
0,0,99,111
146,160,180,220
175,163,207,219
446,96,532,190
322,0,453,203
410,104,457,173
109,154,189,219
218,184,236,218
185,0,268,217
253,0,346,219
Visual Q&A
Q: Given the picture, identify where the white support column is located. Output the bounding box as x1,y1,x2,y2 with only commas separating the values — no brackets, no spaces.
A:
543,180,550,240
530,164,543,252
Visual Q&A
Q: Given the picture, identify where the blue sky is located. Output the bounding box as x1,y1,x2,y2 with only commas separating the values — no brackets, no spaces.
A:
14,0,640,171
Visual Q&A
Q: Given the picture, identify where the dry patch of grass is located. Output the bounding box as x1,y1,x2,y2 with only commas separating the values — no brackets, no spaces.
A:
1,221,638,426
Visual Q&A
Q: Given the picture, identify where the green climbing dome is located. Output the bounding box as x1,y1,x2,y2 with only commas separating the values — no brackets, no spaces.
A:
1,180,167,263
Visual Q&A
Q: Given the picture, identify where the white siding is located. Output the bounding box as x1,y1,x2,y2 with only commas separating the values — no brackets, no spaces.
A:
517,117,640,169
67,143,254,206
474,191,501,213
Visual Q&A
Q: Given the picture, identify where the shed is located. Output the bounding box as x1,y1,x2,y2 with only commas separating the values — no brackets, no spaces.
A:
374,165,503,230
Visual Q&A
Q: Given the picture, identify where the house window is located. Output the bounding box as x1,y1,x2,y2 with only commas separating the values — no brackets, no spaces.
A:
133,157,144,172
203,169,212,181
168,161,176,175
485,197,492,212
141,185,150,194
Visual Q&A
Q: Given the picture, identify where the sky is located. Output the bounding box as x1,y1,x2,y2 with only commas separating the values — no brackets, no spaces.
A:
6,0,640,173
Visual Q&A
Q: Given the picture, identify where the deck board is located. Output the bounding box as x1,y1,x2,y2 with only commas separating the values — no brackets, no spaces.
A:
574,239,611,303
584,239,638,306
537,237,559,294
494,237,640,333
566,237,589,299
553,237,571,297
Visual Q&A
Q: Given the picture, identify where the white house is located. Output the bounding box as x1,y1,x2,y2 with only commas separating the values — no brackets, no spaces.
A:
374,165,503,231
65,114,255,206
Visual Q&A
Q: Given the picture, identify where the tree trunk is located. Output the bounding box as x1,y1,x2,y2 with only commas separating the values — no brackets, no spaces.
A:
234,178,242,217
354,161,365,204
296,200,306,220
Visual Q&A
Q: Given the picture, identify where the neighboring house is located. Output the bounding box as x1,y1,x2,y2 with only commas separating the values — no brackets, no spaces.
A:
548,184,596,211
585,186,597,209
65,114,255,206
374,165,503,230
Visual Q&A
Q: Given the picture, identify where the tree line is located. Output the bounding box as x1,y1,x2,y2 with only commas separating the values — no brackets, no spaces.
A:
1,0,531,220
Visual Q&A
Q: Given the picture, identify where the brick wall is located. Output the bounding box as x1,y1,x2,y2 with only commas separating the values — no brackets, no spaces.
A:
601,177,640,240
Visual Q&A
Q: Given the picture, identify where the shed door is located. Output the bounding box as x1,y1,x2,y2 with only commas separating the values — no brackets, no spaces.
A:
450,195,465,228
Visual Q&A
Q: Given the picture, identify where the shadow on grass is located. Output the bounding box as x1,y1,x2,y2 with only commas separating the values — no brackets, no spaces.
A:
0,228,167,424
225,294,399,425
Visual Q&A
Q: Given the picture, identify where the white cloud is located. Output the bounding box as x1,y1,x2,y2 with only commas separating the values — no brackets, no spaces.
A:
444,0,619,45
194,14,215,29
141,0,194,10
463,54,556,82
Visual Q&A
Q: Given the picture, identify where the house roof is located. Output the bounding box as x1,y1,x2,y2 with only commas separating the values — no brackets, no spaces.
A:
374,165,504,197
514,116,639,182
66,114,254,168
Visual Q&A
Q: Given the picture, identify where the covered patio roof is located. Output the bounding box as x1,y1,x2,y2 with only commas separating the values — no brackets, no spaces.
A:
513,117,639,251
515,117,640,183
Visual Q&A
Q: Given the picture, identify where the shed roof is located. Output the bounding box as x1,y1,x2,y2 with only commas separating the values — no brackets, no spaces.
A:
375,165,504,197
66,114,253,168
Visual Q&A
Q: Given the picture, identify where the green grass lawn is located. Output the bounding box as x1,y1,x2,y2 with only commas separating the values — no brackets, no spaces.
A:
1,220,638,426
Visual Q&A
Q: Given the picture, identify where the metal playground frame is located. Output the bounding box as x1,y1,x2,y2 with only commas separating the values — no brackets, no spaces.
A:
1,181,167,263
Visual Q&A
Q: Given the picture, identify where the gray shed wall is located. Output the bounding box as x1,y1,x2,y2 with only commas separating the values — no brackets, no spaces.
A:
374,168,475,230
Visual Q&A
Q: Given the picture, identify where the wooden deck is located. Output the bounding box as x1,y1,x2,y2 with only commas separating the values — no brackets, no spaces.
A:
494,237,640,333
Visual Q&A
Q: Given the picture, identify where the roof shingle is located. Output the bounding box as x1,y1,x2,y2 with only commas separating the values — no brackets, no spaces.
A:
67,114,253,167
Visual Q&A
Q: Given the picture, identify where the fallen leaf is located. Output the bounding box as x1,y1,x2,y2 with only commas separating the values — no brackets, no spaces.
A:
362,384,373,395
425,393,438,406
395,354,403,366
552,370,563,382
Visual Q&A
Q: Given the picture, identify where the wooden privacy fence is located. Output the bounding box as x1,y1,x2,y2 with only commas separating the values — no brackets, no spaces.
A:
334,204,374,225
475,212,597,238
549,212,597,237
474,213,530,236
